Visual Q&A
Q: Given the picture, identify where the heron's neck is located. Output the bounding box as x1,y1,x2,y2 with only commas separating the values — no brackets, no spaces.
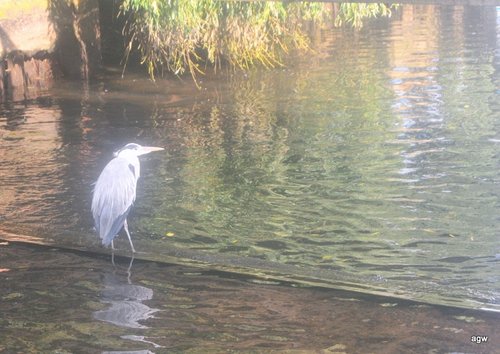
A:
117,151,141,178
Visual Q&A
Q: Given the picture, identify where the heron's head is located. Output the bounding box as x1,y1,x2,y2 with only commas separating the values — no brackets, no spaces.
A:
114,143,164,158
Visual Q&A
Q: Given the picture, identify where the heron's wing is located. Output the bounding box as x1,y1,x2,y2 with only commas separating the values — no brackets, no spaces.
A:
91,157,138,246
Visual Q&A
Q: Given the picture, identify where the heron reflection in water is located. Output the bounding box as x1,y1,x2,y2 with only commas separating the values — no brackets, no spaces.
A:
94,255,161,336
92,143,164,252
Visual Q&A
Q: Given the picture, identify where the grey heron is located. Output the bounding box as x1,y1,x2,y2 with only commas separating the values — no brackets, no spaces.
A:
92,143,164,252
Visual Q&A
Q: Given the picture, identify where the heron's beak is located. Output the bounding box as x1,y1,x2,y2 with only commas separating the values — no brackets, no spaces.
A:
138,146,164,156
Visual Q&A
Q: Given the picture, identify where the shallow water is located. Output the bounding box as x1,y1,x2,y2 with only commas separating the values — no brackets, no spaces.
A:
1,242,499,353
1,4,500,313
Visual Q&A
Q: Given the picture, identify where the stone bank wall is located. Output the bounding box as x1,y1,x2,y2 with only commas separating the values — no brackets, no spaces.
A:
0,0,101,101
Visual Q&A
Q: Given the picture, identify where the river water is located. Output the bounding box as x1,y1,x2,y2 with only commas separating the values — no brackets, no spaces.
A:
0,1,499,331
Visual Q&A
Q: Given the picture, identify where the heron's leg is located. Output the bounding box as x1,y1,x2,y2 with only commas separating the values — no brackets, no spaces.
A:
111,239,115,250
127,255,134,284
111,250,115,266
123,219,136,253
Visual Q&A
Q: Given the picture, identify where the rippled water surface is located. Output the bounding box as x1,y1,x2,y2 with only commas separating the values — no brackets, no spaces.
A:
1,5,500,311
2,243,499,352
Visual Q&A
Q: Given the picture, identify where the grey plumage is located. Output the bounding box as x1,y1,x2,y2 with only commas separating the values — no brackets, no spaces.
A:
91,143,164,252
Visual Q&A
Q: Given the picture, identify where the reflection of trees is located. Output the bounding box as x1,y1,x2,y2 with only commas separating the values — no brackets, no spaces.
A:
139,24,398,255
136,7,500,302
150,74,292,246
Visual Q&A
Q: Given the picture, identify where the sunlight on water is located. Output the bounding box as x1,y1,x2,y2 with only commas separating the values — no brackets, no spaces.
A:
0,5,499,311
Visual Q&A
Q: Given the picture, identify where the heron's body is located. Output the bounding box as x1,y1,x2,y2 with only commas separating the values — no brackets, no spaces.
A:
91,143,163,252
